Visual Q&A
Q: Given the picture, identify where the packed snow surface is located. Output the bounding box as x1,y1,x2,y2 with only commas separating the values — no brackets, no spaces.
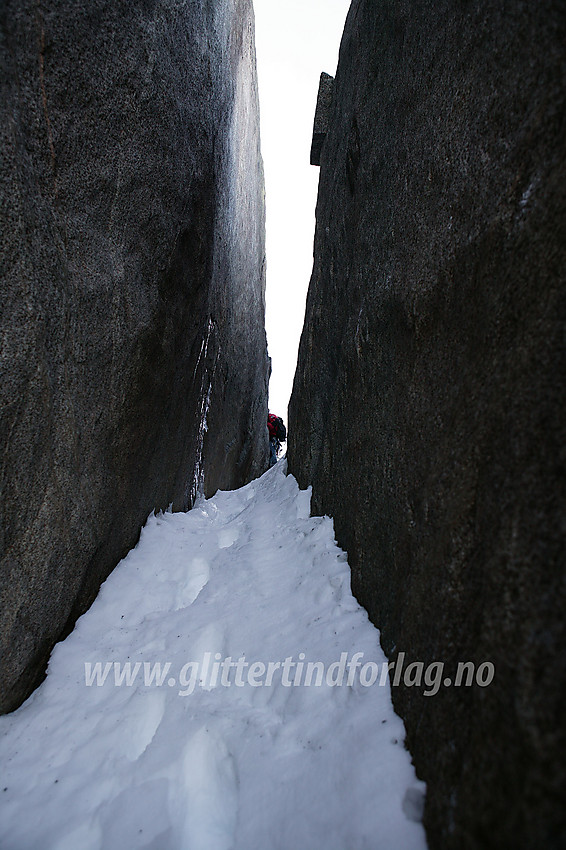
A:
0,462,427,850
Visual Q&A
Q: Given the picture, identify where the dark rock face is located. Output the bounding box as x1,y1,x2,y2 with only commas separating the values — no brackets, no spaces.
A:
0,0,268,714
289,1,565,847
310,72,334,166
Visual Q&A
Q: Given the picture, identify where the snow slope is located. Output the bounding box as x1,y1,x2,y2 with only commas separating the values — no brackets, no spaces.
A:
0,462,427,850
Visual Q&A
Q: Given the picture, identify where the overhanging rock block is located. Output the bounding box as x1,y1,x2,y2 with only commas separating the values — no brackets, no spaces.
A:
310,72,335,166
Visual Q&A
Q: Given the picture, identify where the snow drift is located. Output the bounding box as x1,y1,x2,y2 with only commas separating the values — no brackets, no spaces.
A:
0,462,426,850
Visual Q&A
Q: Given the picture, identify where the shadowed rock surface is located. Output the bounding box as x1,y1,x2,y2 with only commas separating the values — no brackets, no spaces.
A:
289,1,566,847
0,0,268,714
310,72,334,166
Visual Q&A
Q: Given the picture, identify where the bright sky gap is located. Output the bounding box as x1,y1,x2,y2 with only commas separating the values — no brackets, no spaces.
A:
254,0,352,420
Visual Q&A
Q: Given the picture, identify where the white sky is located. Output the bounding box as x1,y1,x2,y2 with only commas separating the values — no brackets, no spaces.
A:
253,0,352,422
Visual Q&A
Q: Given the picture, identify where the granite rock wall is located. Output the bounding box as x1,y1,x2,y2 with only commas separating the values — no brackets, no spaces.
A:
289,1,566,847
0,0,269,713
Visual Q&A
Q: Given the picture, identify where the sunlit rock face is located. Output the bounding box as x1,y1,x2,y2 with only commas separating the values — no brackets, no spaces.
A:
0,0,268,713
289,1,565,847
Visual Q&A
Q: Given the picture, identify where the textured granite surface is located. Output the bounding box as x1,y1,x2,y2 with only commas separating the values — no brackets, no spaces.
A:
0,0,269,713
289,1,566,846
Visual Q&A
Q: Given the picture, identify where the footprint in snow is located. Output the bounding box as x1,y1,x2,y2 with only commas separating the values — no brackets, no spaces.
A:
218,527,240,550
174,556,210,610
180,726,238,850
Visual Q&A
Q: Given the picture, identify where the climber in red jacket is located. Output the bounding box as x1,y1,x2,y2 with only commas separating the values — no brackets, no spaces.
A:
268,413,287,467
